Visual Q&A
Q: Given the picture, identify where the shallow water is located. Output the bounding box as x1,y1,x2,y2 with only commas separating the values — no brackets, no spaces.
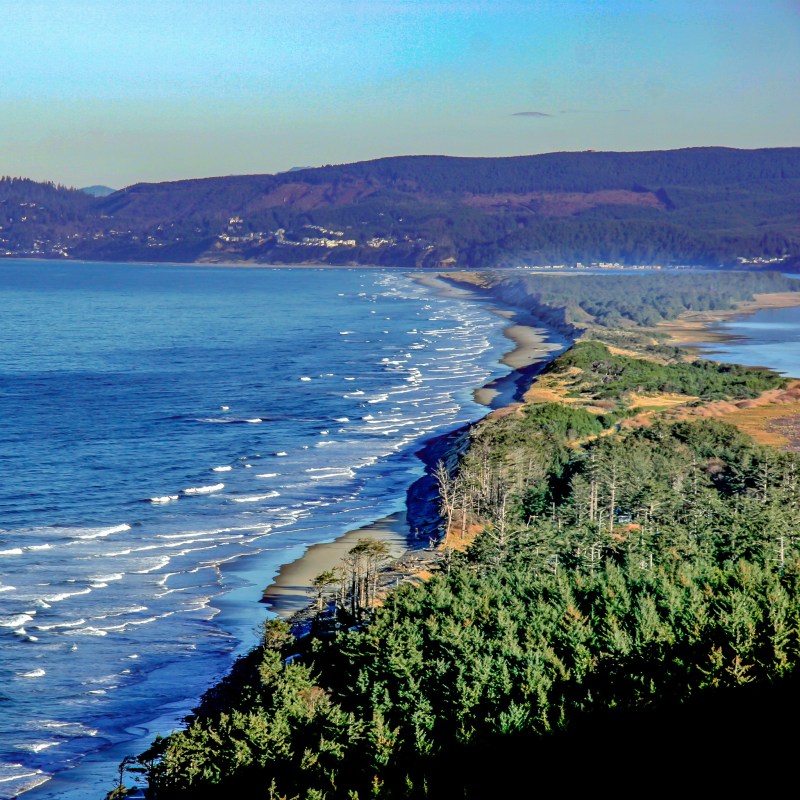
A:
0,262,562,799
693,302,800,378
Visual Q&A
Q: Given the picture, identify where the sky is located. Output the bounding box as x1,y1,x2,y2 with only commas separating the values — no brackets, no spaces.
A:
0,0,798,188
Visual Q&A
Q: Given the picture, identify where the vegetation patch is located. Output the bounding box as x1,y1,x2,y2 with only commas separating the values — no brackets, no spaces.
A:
626,391,698,410
550,340,786,405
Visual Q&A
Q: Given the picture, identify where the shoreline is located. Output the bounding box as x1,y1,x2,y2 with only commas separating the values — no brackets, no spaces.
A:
1,256,424,270
260,273,569,624
261,511,410,618
413,272,569,407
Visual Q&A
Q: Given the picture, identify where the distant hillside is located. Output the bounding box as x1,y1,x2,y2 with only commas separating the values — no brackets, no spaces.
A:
80,185,116,197
2,148,799,268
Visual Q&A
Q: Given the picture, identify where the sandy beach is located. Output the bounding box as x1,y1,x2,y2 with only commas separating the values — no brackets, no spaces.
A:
652,290,800,456
262,511,410,618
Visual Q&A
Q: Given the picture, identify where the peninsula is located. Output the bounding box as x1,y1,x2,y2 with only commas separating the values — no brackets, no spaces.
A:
114,270,800,798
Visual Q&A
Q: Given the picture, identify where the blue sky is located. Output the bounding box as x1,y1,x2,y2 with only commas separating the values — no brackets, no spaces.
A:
1,0,798,188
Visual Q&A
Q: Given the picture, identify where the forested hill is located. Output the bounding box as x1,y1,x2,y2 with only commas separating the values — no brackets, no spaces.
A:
3,147,800,268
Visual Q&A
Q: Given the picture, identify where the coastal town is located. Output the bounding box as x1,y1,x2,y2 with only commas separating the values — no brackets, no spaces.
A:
0,203,790,273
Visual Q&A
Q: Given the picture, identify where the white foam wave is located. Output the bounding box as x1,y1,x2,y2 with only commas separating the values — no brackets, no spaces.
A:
334,417,349,422
273,451,288,457
37,720,98,735
1,613,34,628
35,618,87,631
0,547,23,556
344,390,364,397
307,468,356,480
212,465,232,472
93,606,147,620
17,668,46,678
299,376,312,381
100,613,166,632
256,472,279,478
200,417,260,424
64,626,108,637
0,765,49,792
0,585,16,593
182,483,224,495
74,523,131,540
16,741,58,753
150,495,179,504
231,492,280,503
133,556,172,574
43,587,92,602
87,573,123,583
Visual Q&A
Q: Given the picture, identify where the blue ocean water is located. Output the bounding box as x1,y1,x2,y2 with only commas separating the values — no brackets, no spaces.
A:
0,262,560,799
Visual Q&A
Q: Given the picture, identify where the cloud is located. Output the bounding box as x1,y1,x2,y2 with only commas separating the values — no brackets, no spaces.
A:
511,111,552,117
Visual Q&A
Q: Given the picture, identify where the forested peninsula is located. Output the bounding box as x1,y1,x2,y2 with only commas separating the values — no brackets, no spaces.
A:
3,147,800,269
110,271,800,798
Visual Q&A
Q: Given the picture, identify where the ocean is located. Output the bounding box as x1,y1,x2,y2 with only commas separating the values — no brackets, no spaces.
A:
0,261,561,799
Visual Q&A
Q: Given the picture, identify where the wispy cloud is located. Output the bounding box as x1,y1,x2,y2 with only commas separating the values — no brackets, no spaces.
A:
511,111,552,117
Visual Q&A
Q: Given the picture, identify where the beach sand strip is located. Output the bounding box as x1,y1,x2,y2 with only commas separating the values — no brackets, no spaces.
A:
262,511,411,619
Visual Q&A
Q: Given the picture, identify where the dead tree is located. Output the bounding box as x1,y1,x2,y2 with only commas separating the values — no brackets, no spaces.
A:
434,459,459,542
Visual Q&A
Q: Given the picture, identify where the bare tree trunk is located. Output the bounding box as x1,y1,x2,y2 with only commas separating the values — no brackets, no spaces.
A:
434,459,458,542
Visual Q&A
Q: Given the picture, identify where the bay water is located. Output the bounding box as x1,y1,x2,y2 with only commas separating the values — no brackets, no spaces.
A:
693,301,800,379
